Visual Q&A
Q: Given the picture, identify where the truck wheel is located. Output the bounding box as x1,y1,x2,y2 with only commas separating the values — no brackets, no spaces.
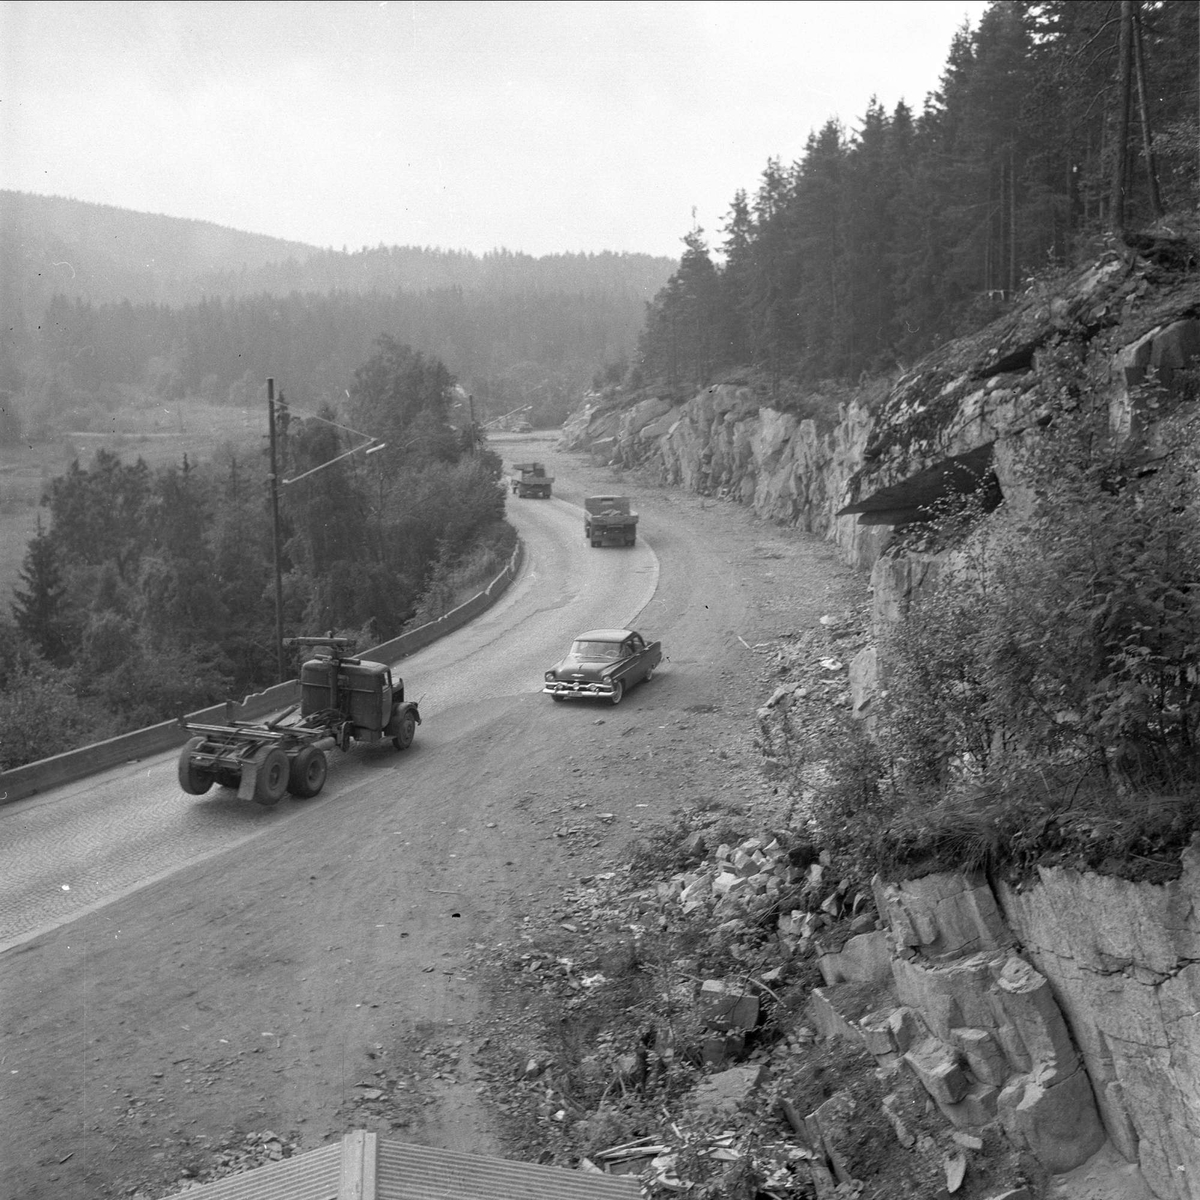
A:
288,746,328,798
609,681,625,706
177,737,214,795
392,709,417,751
253,747,290,805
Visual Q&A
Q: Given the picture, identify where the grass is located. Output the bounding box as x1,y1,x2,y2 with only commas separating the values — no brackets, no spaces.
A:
872,774,1200,885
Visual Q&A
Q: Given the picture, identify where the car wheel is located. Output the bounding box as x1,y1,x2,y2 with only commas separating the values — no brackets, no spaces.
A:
610,680,625,706
288,746,328,798
392,708,417,750
643,663,655,683
253,747,290,805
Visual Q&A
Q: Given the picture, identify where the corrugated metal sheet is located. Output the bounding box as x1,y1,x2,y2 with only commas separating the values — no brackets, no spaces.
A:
163,1132,641,1200
374,1140,641,1200
167,1143,340,1200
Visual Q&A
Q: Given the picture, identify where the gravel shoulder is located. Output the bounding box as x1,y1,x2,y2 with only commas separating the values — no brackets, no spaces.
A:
0,440,865,1200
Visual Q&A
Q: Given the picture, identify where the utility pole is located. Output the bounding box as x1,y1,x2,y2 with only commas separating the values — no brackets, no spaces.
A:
1110,1,1135,234
267,378,286,682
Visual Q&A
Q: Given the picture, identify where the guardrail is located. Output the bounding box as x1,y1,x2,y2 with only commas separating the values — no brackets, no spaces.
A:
0,540,524,806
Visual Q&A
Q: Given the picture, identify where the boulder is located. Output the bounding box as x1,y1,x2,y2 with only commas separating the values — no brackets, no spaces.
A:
875,871,1014,961
998,1065,1106,1174
903,1036,969,1105
690,1064,767,1120
818,930,893,986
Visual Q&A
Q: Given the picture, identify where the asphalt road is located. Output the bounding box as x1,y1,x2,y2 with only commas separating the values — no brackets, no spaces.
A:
0,488,659,954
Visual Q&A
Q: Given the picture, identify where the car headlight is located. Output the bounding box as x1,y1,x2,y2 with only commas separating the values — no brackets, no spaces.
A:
545,671,556,681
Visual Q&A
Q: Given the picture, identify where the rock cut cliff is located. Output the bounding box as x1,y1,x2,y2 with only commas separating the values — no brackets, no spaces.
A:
560,243,1200,1198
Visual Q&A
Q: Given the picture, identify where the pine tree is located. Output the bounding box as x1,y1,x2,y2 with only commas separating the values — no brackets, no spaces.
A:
12,519,70,664
719,189,754,366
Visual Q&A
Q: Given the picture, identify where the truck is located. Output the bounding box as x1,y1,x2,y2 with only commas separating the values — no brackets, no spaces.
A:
584,495,638,547
176,637,420,805
510,461,554,498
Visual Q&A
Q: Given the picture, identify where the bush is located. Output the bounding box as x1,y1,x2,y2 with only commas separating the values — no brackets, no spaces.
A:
862,386,1200,874
0,662,115,769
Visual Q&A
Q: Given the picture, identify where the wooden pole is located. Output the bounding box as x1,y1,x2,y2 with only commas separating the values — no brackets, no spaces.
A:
267,378,285,683
1110,0,1134,233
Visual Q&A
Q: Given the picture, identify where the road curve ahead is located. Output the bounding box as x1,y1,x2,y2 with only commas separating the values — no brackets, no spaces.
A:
0,488,658,953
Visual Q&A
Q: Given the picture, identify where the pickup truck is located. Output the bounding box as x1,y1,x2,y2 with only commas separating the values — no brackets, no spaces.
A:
584,495,638,546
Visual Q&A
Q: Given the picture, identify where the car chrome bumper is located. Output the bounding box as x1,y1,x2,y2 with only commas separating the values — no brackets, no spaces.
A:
544,681,615,698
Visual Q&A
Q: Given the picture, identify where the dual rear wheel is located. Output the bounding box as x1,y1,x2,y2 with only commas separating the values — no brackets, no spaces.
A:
287,746,328,798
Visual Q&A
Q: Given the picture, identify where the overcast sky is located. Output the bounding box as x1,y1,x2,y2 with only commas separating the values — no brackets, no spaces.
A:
1,0,989,260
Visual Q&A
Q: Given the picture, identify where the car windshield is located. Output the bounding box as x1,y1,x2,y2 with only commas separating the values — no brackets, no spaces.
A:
569,640,622,662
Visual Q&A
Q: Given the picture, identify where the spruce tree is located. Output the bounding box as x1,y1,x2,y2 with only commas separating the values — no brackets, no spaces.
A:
12,519,70,664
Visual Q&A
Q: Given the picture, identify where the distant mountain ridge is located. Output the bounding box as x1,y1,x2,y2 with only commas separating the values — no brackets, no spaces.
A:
1,190,676,312
0,192,677,428
1,190,322,308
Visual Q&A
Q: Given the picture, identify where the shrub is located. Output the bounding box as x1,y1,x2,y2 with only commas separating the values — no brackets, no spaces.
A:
878,388,1200,811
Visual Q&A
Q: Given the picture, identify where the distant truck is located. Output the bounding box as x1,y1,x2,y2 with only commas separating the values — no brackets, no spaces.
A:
584,495,638,547
511,462,554,498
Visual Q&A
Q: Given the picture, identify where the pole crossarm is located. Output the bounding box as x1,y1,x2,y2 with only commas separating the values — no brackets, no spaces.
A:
281,438,385,486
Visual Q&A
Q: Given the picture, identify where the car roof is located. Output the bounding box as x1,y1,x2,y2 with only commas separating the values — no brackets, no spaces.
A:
575,629,635,642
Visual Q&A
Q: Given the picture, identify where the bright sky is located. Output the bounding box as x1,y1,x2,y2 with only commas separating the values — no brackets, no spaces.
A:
1,0,989,260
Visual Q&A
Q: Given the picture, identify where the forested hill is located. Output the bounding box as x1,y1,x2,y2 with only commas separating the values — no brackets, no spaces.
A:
634,0,1198,396
1,192,676,427
3,190,674,308
1,190,320,309
2,189,676,307
191,246,678,307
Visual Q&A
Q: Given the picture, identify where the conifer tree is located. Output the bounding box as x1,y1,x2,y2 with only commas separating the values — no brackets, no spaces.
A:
12,518,70,664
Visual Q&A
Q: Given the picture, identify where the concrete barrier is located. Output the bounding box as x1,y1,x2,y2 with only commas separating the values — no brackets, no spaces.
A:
0,541,523,806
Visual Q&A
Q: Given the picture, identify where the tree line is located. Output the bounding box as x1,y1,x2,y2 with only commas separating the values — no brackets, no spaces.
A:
1,339,507,770
7,284,647,439
636,0,1198,395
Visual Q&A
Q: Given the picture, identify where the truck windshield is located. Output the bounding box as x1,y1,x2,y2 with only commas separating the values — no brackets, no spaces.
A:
569,640,621,661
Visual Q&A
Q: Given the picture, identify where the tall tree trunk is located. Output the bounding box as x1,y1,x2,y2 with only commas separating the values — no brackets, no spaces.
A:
1009,144,1018,297
1110,0,1135,233
1132,4,1165,218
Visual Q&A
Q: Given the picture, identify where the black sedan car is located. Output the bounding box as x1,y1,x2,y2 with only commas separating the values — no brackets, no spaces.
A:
544,628,663,705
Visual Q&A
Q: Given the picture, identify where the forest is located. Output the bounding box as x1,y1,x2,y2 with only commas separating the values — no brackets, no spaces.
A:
1,338,509,769
10,283,647,435
635,0,1198,396
0,208,672,433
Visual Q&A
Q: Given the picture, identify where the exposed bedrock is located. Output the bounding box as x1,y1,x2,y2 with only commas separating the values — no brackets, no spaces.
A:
560,247,1200,1196
805,854,1200,1193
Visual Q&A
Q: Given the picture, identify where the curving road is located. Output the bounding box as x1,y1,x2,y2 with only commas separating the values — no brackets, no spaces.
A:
0,491,658,953
0,440,861,1200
